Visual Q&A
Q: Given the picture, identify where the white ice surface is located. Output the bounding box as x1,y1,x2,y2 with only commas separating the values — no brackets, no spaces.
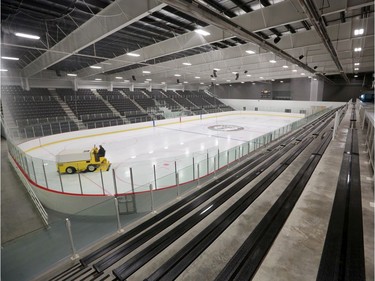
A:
21,113,302,195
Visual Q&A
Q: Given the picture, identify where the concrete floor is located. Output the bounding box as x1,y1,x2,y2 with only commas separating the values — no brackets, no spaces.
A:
1,138,44,244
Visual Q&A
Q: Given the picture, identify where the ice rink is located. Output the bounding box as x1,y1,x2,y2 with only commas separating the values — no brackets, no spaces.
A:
19,112,303,195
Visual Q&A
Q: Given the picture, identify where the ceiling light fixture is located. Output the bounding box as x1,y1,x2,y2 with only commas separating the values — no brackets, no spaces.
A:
182,62,192,66
1,56,19,60
174,74,181,77
195,76,200,79
95,78,102,81
146,78,152,81
142,70,151,74
301,73,305,75
354,63,360,66
184,81,188,84
15,32,40,40
354,75,358,78
67,73,77,77
0,69,8,72
213,68,221,71
280,81,284,83
246,50,255,54
195,29,210,36
274,36,281,44
354,47,362,52
282,65,289,68
269,60,276,63
161,82,166,84
226,80,231,82
200,82,204,84
354,68,359,71
90,65,101,69
115,76,123,79
127,52,140,57
354,28,364,35
246,74,251,77
292,69,297,72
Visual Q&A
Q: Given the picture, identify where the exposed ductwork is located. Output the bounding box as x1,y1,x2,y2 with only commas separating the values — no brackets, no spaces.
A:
298,0,350,83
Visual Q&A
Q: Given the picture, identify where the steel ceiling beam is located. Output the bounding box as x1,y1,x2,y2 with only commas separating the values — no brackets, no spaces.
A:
21,0,166,78
298,0,350,83
76,0,371,78
160,0,331,83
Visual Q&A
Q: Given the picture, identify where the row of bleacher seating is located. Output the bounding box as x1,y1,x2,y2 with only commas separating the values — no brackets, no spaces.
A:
2,86,233,139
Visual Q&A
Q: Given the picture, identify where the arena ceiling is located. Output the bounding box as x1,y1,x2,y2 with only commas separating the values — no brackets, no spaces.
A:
1,0,374,86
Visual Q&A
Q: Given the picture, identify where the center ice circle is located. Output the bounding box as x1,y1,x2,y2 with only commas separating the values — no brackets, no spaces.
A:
208,124,244,131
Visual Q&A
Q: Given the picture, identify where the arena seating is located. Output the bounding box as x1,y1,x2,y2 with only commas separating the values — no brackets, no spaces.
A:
2,85,233,138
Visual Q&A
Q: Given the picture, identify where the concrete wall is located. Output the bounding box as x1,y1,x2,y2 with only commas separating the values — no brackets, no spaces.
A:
211,78,312,101
323,83,367,101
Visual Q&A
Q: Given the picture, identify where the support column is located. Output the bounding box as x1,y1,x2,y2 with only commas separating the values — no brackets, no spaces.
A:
309,79,324,101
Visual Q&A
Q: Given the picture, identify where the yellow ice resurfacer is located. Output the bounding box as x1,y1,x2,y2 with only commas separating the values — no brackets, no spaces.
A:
56,147,111,174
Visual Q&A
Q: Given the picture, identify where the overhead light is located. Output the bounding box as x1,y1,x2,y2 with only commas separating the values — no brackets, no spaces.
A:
354,47,362,52
95,78,102,81
271,79,275,81
354,63,360,66
313,78,317,80
232,71,238,74
143,70,151,74
246,50,255,54
216,83,219,85
252,82,256,85
0,69,8,72
115,76,123,79
308,76,312,78
301,73,305,75
123,80,130,83
15,32,40,40
280,81,284,83
213,68,221,71
269,60,276,63
282,65,289,68
260,76,264,79
182,62,192,66
127,52,140,57
229,84,232,87
195,76,200,79
161,82,166,84
292,69,297,72
174,74,181,77
354,28,364,35
146,78,152,81
211,78,216,81
67,73,77,77
354,68,359,71
90,65,101,69
246,74,251,77
200,82,204,84
354,75,358,78
184,81,188,84
226,80,231,82
195,29,210,36
1,56,19,60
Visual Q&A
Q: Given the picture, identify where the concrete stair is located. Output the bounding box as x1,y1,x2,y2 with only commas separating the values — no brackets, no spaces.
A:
48,89,86,130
